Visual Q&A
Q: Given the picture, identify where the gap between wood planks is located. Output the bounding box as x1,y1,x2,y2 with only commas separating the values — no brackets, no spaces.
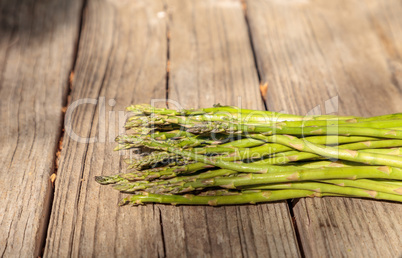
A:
240,0,268,110
164,0,171,108
241,0,305,257
37,0,88,256
158,1,171,256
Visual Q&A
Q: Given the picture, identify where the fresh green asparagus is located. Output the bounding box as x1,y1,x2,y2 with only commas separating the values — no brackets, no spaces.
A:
96,104,402,206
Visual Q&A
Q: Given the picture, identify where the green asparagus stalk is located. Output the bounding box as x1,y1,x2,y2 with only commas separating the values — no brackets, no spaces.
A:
126,104,360,121
214,139,402,163
119,189,322,206
95,162,214,185
359,148,402,156
319,179,402,196
119,188,402,206
248,140,402,165
112,169,237,193
126,111,402,130
250,135,402,168
185,121,402,139
144,166,402,194
244,181,402,201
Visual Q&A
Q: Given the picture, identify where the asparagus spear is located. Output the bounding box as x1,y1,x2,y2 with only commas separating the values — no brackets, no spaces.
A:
126,104,360,121
112,169,237,193
119,188,402,206
142,166,402,194
248,140,402,165
359,148,402,156
127,111,402,130
119,190,322,206
216,139,402,163
264,135,402,168
319,179,402,195
244,181,402,198
95,162,214,185
185,121,402,139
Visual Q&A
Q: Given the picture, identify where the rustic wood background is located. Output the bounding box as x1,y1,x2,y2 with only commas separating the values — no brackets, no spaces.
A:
0,0,401,257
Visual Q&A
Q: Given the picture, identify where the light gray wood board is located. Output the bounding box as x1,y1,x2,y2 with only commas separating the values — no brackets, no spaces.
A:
166,0,300,257
0,0,82,256
246,0,402,256
44,0,167,257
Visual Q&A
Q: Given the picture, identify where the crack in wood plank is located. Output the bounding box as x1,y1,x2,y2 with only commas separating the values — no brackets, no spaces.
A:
0,0,83,256
45,1,167,256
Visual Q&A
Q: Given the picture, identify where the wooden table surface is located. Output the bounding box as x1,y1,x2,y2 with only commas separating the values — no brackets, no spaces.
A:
1,0,401,257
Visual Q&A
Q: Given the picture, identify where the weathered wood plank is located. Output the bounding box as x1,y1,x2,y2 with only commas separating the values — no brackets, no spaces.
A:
246,0,402,256
165,0,300,257
46,0,301,256
0,0,82,256
44,0,168,257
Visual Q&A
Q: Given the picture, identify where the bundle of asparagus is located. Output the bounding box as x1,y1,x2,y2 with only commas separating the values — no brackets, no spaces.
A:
95,104,402,206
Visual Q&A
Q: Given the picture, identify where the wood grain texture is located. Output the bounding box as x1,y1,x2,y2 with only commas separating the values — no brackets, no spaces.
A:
46,0,301,257
246,0,402,256
0,0,82,256
44,0,168,257
166,0,300,257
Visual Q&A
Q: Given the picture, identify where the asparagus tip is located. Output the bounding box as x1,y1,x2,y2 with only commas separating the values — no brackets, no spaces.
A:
119,198,130,206
95,176,116,185
95,176,105,184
